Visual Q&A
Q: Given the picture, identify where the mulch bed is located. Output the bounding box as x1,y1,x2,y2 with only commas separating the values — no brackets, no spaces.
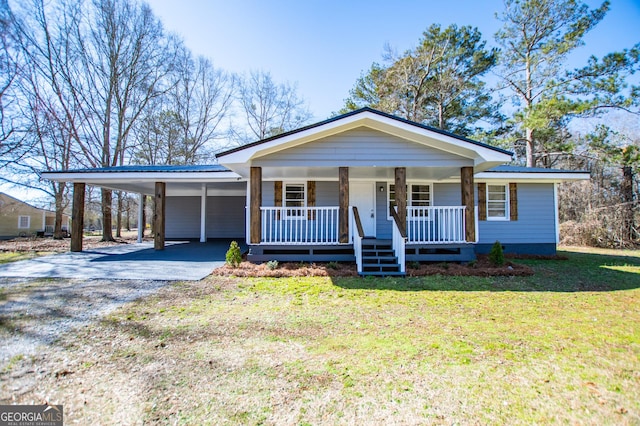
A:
213,255,534,278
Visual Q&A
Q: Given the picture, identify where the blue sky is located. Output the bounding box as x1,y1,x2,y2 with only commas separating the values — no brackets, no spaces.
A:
145,0,640,120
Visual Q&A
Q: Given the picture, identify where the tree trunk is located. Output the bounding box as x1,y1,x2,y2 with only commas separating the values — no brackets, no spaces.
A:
141,195,146,237
53,183,66,239
101,188,115,241
622,165,634,242
525,127,535,167
116,191,122,238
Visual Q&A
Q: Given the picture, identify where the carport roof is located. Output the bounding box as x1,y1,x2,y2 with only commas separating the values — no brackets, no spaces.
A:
51,164,230,173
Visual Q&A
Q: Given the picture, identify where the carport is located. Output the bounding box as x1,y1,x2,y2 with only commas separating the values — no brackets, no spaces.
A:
42,165,246,252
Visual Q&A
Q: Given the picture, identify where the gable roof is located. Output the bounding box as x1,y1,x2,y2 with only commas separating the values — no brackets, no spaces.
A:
217,107,513,158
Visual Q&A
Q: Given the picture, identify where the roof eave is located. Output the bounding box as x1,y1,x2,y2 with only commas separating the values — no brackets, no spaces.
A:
42,171,243,182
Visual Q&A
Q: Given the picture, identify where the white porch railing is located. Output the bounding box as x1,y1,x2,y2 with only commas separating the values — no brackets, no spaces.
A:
406,206,467,244
260,207,339,244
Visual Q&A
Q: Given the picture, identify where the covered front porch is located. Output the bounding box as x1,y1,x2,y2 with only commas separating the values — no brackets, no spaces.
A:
245,165,478,275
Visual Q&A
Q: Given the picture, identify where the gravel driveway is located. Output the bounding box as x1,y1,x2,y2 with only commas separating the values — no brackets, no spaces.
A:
0,277,171,369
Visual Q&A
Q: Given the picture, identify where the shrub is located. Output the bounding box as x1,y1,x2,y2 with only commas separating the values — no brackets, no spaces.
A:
489,241,505,266
327,261,339,270
408,261,421,269
225,241,242,267
266,260,279,270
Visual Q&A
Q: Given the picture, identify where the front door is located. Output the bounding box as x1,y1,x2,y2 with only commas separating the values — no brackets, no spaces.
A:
349,182,376,237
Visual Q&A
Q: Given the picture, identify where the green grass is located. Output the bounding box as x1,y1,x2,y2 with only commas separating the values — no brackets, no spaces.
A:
0,251,54,264
10,247,640,424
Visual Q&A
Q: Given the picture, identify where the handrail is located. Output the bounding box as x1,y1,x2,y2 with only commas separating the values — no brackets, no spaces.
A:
389,204,406,274
352,206,365,238
351,206,363,274
389,205,407,238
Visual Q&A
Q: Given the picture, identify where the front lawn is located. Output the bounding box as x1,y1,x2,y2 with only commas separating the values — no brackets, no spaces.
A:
2,247,639,424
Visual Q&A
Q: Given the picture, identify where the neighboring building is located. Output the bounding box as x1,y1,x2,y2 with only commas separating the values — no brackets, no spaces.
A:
0,192,70,239
44,108,589,275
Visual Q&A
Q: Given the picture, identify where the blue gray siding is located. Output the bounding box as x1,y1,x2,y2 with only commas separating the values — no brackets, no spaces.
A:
477,183,556,244
433,183,460,206
165,196,245,239
253,128,473,168
206,196,245,238
262,181,338,206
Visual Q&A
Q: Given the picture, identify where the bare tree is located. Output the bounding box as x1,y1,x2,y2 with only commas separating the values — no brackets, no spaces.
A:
237,70,311,142
0,0,30,170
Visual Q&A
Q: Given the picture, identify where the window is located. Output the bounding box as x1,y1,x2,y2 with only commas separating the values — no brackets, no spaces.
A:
487,184,508,220
388,183,432,218
18,215,30,229
284,183,306,217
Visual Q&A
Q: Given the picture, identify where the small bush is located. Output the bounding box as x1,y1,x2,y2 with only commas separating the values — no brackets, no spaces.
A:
225,241,242,268
327,261,339,270
467,259,477,268
489,241,505,266
408,261,421,269
266,260,279,270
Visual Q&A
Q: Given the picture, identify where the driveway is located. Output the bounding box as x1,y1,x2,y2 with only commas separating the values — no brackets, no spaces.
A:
0,240,243,281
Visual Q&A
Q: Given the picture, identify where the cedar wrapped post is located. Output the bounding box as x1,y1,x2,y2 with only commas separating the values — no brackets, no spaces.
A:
250,167,262,244
154,182,166,250
461,167,475,242
307,181,316,220
394,167,407,232
71,182,85,252
338,167,349,243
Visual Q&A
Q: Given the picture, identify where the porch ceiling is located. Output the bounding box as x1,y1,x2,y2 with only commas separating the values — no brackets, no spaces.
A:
60,180,246,197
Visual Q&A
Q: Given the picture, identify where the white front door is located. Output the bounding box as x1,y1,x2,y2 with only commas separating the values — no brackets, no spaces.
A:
349,182,376,237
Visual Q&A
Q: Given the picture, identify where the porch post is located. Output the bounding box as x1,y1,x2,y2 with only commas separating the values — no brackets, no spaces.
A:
250,167,262,244
71,182,85,252
394,167,407,231
154,182,166,250
137,193,144,243
461,166,475,242
338,167,349,243
200,183,207,243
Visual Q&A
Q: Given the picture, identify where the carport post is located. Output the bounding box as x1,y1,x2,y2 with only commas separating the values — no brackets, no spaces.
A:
154,182,166,250
200,184,207,243
71,182,85,252
137,193,144,243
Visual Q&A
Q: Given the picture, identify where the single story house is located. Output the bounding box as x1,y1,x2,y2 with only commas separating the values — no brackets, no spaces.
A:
44,108,588,275
0,192,71,239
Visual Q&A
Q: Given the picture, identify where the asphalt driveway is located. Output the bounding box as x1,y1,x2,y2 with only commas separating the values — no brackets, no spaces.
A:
0,240,243,281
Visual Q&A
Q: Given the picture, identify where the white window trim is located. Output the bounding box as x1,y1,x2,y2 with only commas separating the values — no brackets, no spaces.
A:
283,182,307,219
18,215,31,229
486,183,510,221
387,182,433,220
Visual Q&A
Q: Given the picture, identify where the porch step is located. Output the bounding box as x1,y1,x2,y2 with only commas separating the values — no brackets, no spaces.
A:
359,238,404,277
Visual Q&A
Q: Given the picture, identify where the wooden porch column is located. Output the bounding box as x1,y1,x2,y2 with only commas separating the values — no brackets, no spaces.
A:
71,182,85,252
338,167,349,243
250,167,262,244
394,167,407,231
154,182,166,250
461,166,475,242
